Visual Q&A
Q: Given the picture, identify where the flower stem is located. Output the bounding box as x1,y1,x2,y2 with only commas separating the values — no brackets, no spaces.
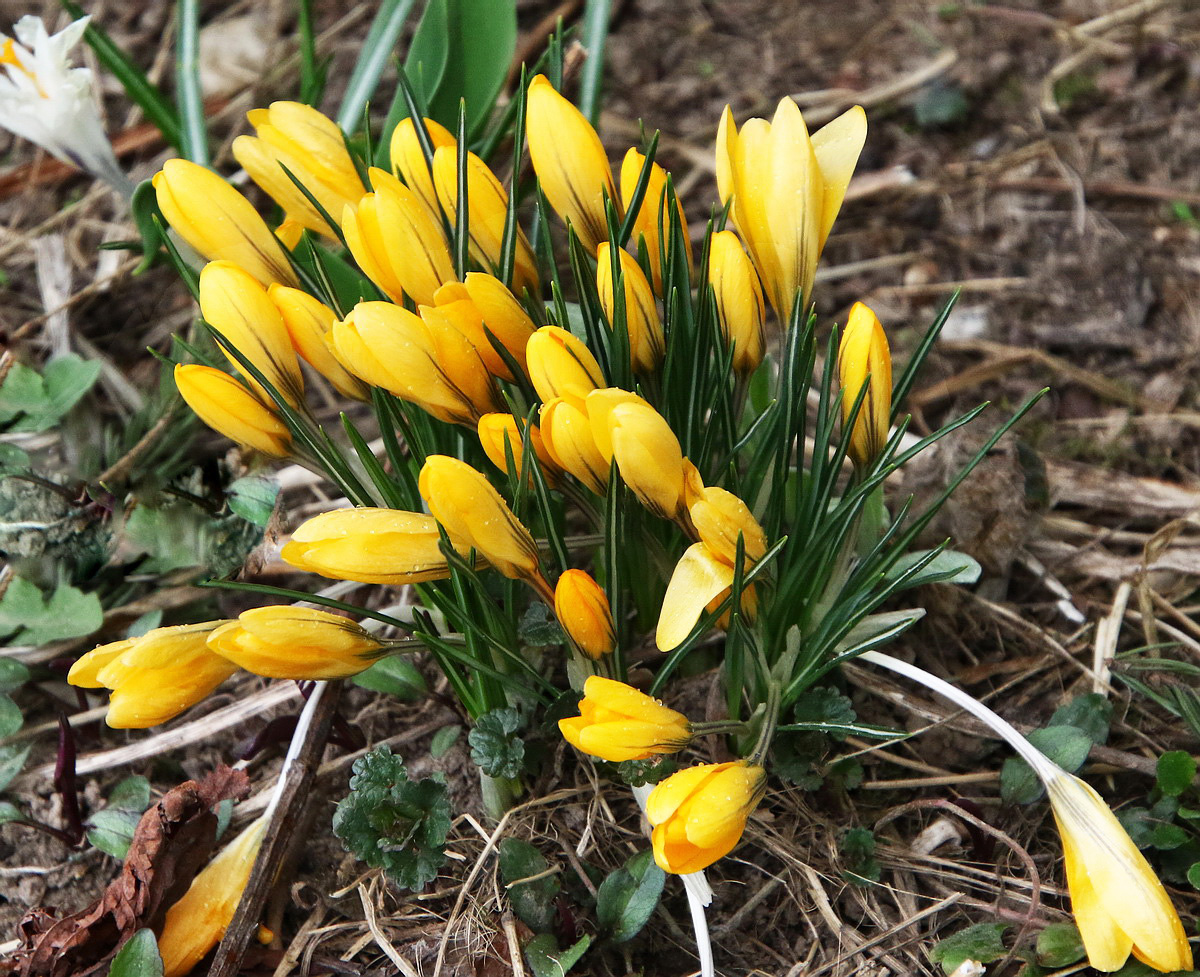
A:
748,681,781,766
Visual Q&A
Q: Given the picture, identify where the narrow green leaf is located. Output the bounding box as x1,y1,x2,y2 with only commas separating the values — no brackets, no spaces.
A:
175,0,208,165
337,0,420,131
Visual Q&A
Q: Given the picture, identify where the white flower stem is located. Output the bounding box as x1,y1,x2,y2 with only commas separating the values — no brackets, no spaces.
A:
859,651,1061,783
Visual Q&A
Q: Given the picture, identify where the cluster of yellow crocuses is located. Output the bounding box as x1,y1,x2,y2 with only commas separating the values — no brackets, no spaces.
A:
69,74,1195,976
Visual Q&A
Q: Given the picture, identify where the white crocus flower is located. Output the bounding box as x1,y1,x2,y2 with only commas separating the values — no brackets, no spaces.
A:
0,15,130,194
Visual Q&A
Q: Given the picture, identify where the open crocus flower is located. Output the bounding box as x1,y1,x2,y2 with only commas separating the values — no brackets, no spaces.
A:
558,676,691,761
0,16,129,193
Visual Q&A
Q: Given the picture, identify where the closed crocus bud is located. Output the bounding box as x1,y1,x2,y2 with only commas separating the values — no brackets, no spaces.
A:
540,396,609,495
558,675,691,761
390,115,456,220
688,486,767,567
526,74,620,252
342,167,455,306
477,413,558,483
462,272,538,369
267,284,367,400
281,507,451,585
620,149,692,293
68,623,236,728
431,146,539,296
657,541,760,651
199,260,304,407
158,817,268,977
646,760,766,873
708,230,766,374
586,392,685,519
837,301,891,468
526,325,605,404
153,158,297,287
582,387,647,461
328,301,497,425
207,606,387,680
554,570,615,660
716,100,866,321
418,455,540,580
595,243,664,373
174,364,290,457
425,280,529,381
232,100,366,245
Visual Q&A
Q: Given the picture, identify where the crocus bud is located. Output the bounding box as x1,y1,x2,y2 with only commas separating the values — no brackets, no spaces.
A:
477,413,558,483
425,278,534,381
153,158,298,287
645,760,766,873
582,387,646,461
207,606,387,680
174,364,290,457
837,301,891,468
68,622,236,728
342,167,455,306
708,230,766,374
281,507,451,584
418,455,540,580
232,100,366,245
620,149,692,293
431,146,539,297
328,301,498,425
158,817,268,977
390,115,456,220
526,74,620,251
199,260,305,406
688,486,767,566
595,243,664,373
586,392,685,519
540,396,609,495
267,284,367,400
554,570,615,660
558,675,691,761
526,325,605,404
460,271,539,371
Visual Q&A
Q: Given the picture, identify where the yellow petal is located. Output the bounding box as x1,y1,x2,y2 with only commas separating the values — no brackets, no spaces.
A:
810,105,867,251
656,543,735,651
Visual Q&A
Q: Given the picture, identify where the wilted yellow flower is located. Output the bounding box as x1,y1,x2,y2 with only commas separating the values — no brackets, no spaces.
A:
688,485,767,567
208,606,386,680
390,115,456,220
526,74,619,252
153,158,298,287
267,284,367,400
708,229,766,374
558,675,690,761
232,100,366,246
716,99,865,320
595,243,664,373
838,301,891,468
68,622,236,728
418,455,541,580
158,817,267,977
585,391,684,519
620,149,692,292
281,507,451,585
328,301,498,424
199,260,304,407
526,325,605,404
342,167,455,306
477,413,558,483
554,570,615,660
174,364,290,457
540,396,609,495
645,760,765,873
431,146,539,297
1048,772,1193,973
656,541,759,651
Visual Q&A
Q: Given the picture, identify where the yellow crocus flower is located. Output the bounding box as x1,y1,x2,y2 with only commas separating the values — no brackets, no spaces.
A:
585,391,685,519
619,148,692,293
526,74,620,252
716,100,865,321
558,675,691,761
68,622,236,729
207,606,387,680
280,507,451,585
526,325,605,404
477,413,558,484
708,229,766,375
390,115,456,220
837,301,891,468
656,542,738,652
539,396,609,495
418,455,541,581
425,277,536,381
645,760,765,873
342,167,455,306
595,243,664,373
153,158,298,287
266,284,367,400
157,817,267,977
688,485,767,567
554,570,616,660
199,260,305,407
174,364,290,457
232,100,366,246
